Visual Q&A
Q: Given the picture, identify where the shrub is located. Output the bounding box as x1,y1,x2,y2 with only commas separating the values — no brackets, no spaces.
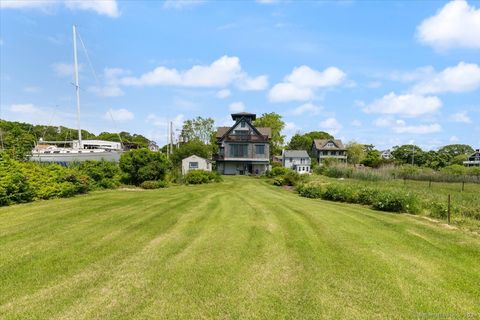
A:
140,180,168,189
77,160,120,189
357,187,378,205
371,191,419,214
0,171,35,205
265,166,290,178
184,170,221,185
322,184,357,202
119,149,170,185
296,184,322,198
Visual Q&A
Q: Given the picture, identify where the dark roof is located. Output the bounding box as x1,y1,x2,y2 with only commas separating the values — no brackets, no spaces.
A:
313,139,345,150
283,150,309,158
216,126,271,138
231,112,256,121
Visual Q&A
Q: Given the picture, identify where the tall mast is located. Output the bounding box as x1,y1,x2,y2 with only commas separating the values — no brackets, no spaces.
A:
73,25,82,149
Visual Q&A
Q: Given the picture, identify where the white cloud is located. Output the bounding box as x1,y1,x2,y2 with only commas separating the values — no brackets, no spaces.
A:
450,111,472,123
268,83,314,103
65,0,119,17
319,117,342,135
417,0,480,50
89,67,127,97
285,66,346,88
364,92,442,117
389,66,435,82
450,135,460,142
237,75,269,91
393,123,442,134
146,113,184,129
215,89,231,99
290,102,322,116
228,102,245,113
0,0,57,9
373,117,393,127
0,0,120,17
269,65,346,102
163,0,204,9
413,62,480,94
52,62,83,77
104,108,134,122
121,56,266,91
256,0,279,4
9,103,42,114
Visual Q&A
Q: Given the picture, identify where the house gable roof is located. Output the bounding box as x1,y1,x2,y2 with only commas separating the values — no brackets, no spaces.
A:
283,150,309,158
313,139,345,150
216,115,271,140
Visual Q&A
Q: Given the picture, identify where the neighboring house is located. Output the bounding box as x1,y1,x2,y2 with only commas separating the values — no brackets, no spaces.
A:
463,149,480,167
381,149,392,160
282,150,311,174
182,155,212,175
148,141,159,152
312,138,347,165
214,112,271,175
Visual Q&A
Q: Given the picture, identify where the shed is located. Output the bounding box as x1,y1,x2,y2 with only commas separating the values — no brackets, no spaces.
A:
182,155,212,175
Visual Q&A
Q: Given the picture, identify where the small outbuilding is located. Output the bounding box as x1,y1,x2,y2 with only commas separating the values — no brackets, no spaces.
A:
182,155,212,175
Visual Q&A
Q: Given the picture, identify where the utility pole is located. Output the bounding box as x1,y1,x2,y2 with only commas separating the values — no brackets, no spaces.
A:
166,123,170,158
169,121,173,154
412,145,415,165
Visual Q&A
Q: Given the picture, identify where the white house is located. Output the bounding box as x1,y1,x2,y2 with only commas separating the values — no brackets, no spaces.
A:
182,155,212,175
282,150,311,174
381,149,392,160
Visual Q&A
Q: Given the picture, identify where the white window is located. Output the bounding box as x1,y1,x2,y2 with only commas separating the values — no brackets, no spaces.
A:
189,162,199,169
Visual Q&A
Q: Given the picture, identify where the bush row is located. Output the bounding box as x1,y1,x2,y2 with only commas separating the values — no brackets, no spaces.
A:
266,168,309,187
0,155,121,206
183,170,222,185
317,164,480,184
296,183,420,214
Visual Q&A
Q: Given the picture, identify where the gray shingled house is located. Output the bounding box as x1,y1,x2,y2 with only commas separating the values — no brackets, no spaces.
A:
312,139,347,164
214,112,271,175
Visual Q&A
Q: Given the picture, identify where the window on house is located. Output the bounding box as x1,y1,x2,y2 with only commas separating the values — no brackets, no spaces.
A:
230,144,248,157
255,145,265,154
241,120,246,128
189,162,199,169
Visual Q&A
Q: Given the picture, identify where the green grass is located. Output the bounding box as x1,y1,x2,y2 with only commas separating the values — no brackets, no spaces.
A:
1,176,479,319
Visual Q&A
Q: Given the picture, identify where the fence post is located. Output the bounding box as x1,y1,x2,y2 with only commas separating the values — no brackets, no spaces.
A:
447,194,451,225
403,178,406,186
462,180,465,192
428,180,432,188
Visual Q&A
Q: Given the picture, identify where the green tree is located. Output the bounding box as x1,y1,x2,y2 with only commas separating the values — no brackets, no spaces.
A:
253,112,285,156
180,117,215,144
362,150,382,168
287,131,332,156
119,149,170,185
346,142,366,165
438,144,474,157
170,140,211,167
391,145,425,166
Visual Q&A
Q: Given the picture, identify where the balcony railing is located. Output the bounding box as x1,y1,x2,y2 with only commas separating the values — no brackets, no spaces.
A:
223,135,268,142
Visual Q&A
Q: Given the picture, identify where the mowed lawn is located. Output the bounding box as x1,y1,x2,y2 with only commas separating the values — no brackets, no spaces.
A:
1,177,479,319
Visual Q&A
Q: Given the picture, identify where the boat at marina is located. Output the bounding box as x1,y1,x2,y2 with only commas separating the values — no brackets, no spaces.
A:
29,25,123,163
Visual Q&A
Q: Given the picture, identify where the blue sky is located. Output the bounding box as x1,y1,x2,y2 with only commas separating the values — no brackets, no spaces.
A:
1,0,479,150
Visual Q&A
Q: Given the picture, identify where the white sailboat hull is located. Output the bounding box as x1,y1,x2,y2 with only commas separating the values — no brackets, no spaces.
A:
29,151,123,163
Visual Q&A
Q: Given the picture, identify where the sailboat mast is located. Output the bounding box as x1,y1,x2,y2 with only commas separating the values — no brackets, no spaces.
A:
73,25,82,149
